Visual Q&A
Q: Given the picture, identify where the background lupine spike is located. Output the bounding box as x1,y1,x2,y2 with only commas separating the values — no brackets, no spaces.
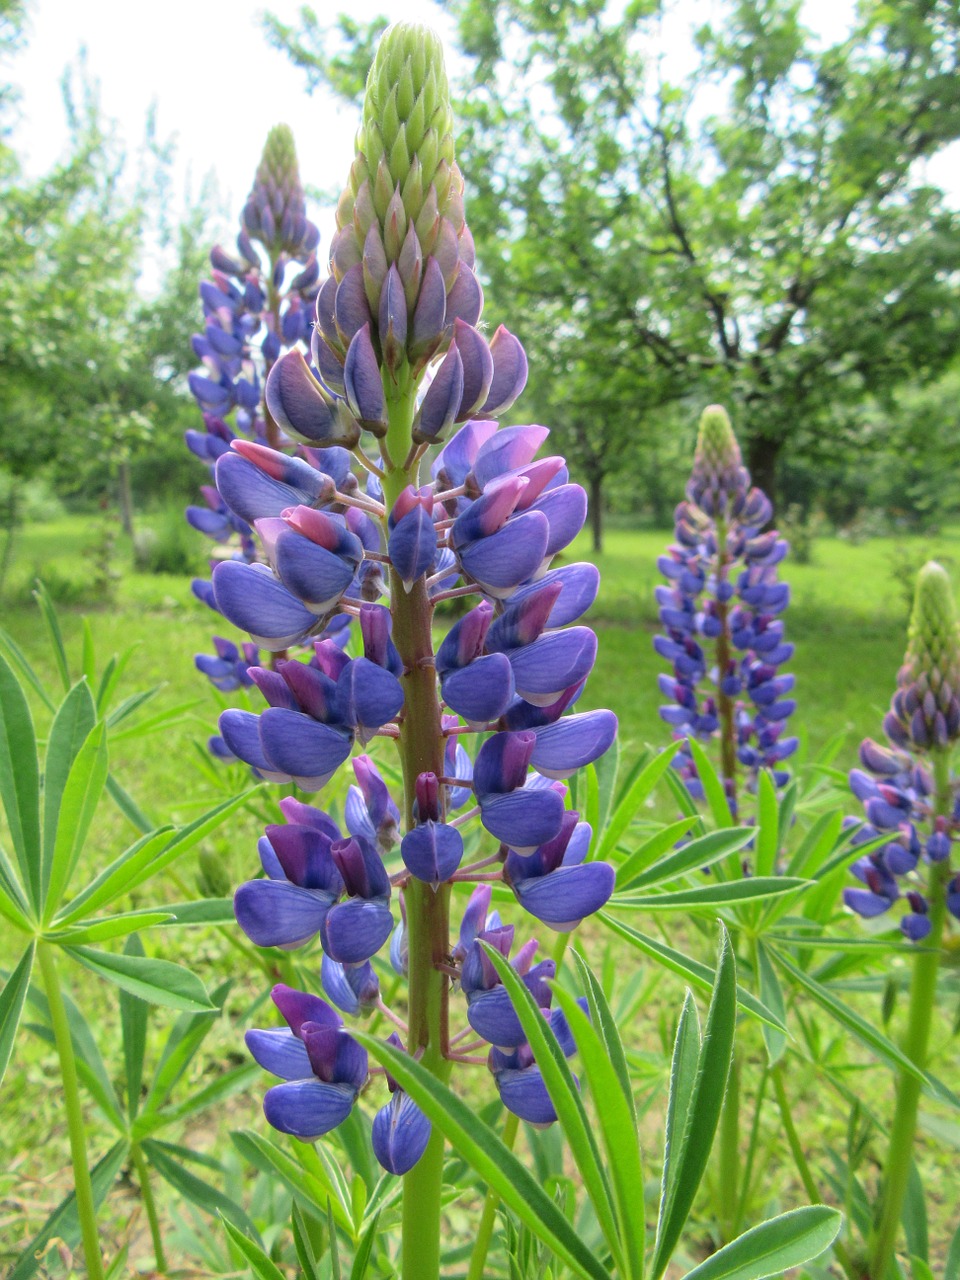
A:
245,124,311,255
892,561,960,750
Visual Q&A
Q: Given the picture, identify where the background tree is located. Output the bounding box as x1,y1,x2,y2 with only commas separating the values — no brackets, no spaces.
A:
267,0,960,538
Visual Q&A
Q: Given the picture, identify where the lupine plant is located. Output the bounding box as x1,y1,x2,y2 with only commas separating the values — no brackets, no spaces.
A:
844,561,960,1276
176,23,846,1280
656,406,795,820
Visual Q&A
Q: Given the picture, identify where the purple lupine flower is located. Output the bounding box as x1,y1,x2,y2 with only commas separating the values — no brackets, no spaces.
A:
488,1002,585,1126
212,24,617,1178
194,637,259,692
845,564,960,942
654,406,795,815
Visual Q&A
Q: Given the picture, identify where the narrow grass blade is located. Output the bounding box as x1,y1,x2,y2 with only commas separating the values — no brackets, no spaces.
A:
679,1205,842,1280
350,1208,381,1280
595,747,677,862
619,827,754,891
221,1215,287,1280
33,581,71,692
754,770,779,877
599,913,786,1032
612,876,809,911
651,924,736,1280
230,1128,355,1237
0,625,55,710
616,817,701,890
0,943,34,1087
143,1139,260,1237
353,1031,611,1280
105,772,153,833
755,941,786,1065
120,933,148,1119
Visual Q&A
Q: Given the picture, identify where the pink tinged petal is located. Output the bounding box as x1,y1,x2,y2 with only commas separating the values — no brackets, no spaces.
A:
258,708,354,791
452,478,528,547
265,349,340,445
479,788,566,854
279,797,343,841
529,711,618,779
480,326,528,416
511,862,615,930
458,511,550,599
411,256,447,358
413,344,463,442
508,628,598,706
262,1078,357,1139
400,821,464,884
436,600,494,673
373,1092,432,1175
330,834,391,899
388,507,437,588
234,879,334,948
212,561,318,650
276,660,338,722
335,262,372,345
397,221,424,306
472,425,551,489
509,563,600,627
320,897,394,964
215,453,326,524
433,217,460,287
315,275,341,351
529,484,588,556
453,320,494,420
343,323,386,429
244,1028,312,1080
444,262,483,328
441,654,516,725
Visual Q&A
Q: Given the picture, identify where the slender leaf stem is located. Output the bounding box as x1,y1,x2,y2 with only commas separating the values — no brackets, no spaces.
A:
37,941,106,1280
869,747,953,1278
733,1064,768,1235
132,1144,166,1273
465,1111,520,1280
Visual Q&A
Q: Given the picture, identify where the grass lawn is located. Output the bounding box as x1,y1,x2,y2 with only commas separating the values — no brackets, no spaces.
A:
1,511,958,1272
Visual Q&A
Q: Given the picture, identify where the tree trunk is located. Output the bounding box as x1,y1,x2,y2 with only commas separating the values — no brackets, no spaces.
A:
0,482,19,602
118,462,135,537
588,472,604,555
746,434,782,514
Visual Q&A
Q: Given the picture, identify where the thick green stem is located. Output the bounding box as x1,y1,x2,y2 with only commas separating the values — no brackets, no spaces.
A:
37,943,106,1280
869,748,953,1278
466,1111,520,1280
717,1050,740,1244
383,381,449,1280
132,1144,166,1273
713,516,738,814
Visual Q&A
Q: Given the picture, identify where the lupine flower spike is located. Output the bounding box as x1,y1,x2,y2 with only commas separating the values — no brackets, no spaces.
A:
217,23,617,1190
655,405,795,817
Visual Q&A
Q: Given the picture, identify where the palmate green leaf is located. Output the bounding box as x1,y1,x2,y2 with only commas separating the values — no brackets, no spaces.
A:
599,913,787,1032
58,786,255,924
48,909,174,945
482,943,623,1274
44,719,109,916
0,943,34,1088
595,746,676,862
615,816,701,890
8,1138,129,1280
619,827,754,891
680,1206,842,1280
651,924,736,1280
221,1215,287,1280
231,1128,356,1237
552,981,645,1280
352,1032,611,1280
143,1139,260,1237
120,933,148,1119
66,944,214,1012
612,876,810,912
684,736,733,828
773,952,960,1109
0,648,42,910
41,680,95,905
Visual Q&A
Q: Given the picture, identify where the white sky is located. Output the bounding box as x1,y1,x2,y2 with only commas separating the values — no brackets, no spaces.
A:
7,0,956,282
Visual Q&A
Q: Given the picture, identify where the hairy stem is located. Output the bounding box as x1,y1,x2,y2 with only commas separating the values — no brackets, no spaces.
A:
384,384,449,1280
718,1050,741,1244
37,943,106,1280
869,747,952,1278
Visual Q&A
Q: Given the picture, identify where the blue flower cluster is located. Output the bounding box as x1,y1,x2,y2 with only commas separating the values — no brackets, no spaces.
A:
655,406,796,814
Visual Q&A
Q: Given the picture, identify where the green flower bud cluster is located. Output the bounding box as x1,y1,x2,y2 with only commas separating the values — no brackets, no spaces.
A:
888,562,960,750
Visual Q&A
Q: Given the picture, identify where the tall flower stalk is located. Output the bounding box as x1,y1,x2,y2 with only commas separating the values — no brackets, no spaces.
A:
844,562,960,1276
655,406,795,819
208,26,616,1278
